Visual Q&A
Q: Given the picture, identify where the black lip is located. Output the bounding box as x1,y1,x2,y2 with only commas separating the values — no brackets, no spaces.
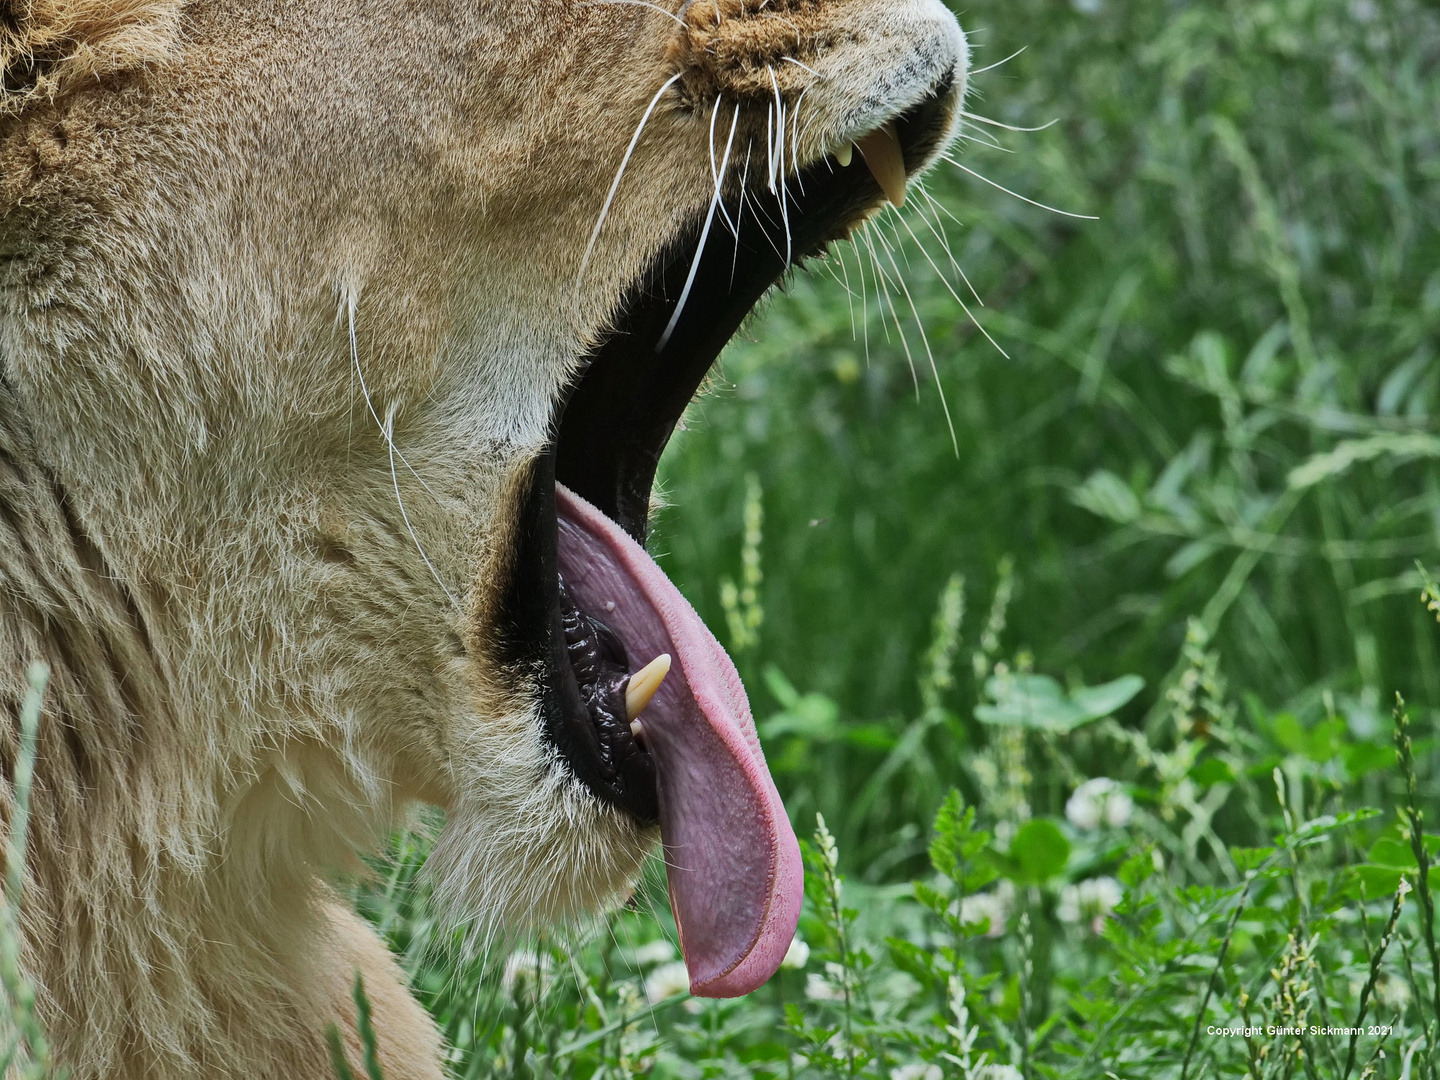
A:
500,81,957,823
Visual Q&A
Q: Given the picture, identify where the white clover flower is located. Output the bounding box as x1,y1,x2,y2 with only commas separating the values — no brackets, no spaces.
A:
1066,778,1133,830
501,949,553,992
781,935,811,970
958,892,1006,937
957,879,1015,938
631,939,676,967
644,961,691,1004
805,972,845,1001
890,1063,942,1080
1058,876,1124,934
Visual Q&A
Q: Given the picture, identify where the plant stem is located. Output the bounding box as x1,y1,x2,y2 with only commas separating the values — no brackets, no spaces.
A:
1181,875,1253,1080
1395,695,1440,1033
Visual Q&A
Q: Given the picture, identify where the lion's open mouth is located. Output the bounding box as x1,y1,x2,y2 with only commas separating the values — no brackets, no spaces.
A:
500,82,956,997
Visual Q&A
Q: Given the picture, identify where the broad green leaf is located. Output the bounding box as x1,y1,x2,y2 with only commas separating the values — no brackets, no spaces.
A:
977,673,1144,731
1191,757,1235,786
1069,675,1146,720
1008,818,1071,884
1344,742,1395,779
1072,469,1143,523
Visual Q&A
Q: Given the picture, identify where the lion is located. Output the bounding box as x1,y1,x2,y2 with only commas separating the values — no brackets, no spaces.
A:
0,0,968,1076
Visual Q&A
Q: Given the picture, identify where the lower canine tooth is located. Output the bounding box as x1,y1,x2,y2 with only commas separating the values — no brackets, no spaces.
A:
630,719,644,739
836,142,853,168
856,123,906,207
625,654,672,721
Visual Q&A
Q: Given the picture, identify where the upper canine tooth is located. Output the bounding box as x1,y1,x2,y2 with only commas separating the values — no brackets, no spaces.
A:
836,142,853,168
856,123,906,207
625,654,672,722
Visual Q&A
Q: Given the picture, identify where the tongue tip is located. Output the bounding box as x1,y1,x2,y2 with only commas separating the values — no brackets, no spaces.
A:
685,827,804,999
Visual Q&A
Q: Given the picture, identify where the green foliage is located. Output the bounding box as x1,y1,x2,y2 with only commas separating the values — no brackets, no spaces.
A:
327,975,387,1080
974,672,1144,732
1,665,61,1080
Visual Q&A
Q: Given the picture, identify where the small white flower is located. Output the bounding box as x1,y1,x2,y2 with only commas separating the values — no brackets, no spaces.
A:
1104,790,1134,827
958,893,1005,937
957,880,1015,938
890,1064,942,1080
1066,778,1132,830
501,949,552,992
644,961,691,1004
781,935,811,970
805,972,845,1001
631,939,676,967
1058,876,1124,933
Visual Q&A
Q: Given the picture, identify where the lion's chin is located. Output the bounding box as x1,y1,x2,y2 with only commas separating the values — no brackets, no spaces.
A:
426,747,654,943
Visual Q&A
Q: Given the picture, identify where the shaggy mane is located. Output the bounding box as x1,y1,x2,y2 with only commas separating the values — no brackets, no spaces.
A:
0,0,182,113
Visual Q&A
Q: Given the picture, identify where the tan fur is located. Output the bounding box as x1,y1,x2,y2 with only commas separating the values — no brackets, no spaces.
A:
0,0,967,1076
0,0,181,113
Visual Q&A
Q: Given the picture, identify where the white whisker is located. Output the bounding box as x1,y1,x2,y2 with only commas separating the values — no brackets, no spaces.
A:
347,296,460,608
945,155,1098,219
768,67,792,265
577,72,684,291
956,123,1009,151
911,186,970,286
732,145,755,285
969,46,1026,76
861,227,899,351
961,109,1058,133
657,103,740,351
834,243,858,339
790,86,811,196
765,102,776,192
340,293,441,499
869,221,961,450
882,213,914,274
851,235,872,359
577,0,688,25
708,97,739,238
894,204,1009,360
920,186,967,231
780,56,822,77
872,225,958,453
866,236,915,387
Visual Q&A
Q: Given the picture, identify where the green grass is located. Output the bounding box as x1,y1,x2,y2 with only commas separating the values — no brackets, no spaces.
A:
343,598,1439,1078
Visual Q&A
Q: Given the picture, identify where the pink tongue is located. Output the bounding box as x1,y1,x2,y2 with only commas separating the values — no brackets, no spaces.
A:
555,484,801,997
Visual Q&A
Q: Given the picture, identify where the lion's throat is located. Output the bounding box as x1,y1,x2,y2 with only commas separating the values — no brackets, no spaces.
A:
555,484,802,998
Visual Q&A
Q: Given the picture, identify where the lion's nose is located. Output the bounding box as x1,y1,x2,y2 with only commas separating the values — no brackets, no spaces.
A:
666,0,966,181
